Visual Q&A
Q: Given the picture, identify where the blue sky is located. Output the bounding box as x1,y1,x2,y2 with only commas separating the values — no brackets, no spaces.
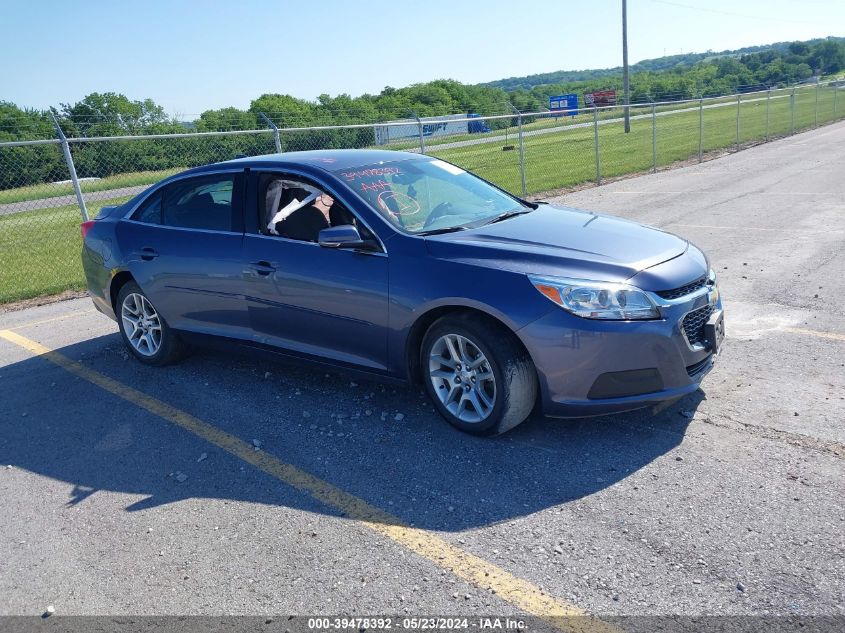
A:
1,0,842,116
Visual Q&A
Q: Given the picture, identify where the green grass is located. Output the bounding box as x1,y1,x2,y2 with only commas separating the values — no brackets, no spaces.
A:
382,91,778,152
429,85,842,194
0,85,842,304
0,168,180,205
0,196,131,303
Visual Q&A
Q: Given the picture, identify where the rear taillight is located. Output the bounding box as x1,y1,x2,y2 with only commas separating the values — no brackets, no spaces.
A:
80,220,95,238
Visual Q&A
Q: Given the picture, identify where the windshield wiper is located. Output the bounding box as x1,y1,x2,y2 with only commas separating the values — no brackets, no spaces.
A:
417,225,470,236
483,208,533,226
419,206,533,235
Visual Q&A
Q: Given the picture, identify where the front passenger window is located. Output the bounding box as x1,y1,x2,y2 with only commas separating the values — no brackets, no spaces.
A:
259,174,378,247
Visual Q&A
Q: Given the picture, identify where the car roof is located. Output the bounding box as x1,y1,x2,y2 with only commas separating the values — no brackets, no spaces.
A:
121,149,426,210
191,149,422,175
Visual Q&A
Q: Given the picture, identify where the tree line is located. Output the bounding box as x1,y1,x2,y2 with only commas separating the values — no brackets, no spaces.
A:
504,38,845,110
1,37,843,190
483,38,842,92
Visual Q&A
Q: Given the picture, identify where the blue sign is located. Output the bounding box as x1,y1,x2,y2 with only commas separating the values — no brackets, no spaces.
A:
549,94,579,117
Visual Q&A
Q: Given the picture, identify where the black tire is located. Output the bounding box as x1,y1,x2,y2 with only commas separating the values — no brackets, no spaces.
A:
421,314,537,436
116,282,185,366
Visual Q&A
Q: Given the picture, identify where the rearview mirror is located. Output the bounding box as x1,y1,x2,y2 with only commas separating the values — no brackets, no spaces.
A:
318,225,377,251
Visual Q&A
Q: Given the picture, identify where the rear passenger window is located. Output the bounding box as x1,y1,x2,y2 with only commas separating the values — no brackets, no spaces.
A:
161,174,242,231
133,193,162,224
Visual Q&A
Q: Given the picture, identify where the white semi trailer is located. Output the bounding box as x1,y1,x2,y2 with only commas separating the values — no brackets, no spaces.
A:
373,114,471,145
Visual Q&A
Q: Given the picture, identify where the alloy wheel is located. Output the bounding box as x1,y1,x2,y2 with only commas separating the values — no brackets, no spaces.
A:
121,293,163,357
428,333,496,423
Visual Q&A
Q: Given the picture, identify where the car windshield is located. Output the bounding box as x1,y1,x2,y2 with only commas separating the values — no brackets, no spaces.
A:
334,158,529,234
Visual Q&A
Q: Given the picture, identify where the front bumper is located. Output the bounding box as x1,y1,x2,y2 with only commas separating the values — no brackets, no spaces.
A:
518,286,723,418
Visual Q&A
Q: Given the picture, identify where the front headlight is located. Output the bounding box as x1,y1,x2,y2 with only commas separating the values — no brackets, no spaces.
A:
529,275,660,320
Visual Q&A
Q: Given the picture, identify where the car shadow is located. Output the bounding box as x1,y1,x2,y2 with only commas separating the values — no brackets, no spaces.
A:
0,333,703,532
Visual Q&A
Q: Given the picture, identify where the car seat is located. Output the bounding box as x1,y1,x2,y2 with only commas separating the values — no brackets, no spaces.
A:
329,203,356,227
277,204,329,242
170,192,230,230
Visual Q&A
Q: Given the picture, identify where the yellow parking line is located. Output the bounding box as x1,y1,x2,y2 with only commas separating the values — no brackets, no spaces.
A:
0,328,618,633
6,310,96,331
782,326,845,342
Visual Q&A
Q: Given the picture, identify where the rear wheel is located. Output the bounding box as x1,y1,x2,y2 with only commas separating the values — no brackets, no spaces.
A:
117,282,184,366
421,315,537,436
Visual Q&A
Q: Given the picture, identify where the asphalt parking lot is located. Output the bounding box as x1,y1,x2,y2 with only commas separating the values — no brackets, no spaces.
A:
1,122,843,628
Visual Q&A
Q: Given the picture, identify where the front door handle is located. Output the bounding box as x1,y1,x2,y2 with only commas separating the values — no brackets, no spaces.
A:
249,261,276,276
139,247,159,261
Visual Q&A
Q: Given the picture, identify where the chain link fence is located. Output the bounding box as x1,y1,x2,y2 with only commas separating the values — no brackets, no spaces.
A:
1,81,842,304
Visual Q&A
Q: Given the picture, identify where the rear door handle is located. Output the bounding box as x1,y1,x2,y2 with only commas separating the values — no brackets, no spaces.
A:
249,261,276,276
139,247,159,261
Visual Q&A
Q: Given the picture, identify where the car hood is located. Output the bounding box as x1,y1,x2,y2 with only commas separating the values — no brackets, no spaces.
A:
424,204,690,284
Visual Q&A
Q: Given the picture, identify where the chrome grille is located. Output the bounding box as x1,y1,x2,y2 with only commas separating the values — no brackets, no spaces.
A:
682,304,714,347
657,276,707,300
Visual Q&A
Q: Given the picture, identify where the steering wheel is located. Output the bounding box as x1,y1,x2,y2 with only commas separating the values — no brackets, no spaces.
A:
423,201,455,229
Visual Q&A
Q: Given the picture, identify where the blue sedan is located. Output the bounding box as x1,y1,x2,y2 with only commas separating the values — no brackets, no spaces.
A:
81,150,724,435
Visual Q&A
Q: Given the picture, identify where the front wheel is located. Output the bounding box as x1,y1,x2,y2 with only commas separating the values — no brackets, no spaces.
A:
421,315,537,436
116,282,185,366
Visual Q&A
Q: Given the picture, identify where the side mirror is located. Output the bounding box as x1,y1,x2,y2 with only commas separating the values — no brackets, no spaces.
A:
318,225,379,251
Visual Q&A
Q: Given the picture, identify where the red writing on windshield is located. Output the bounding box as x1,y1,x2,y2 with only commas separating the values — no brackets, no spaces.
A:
361,180,392,192
341,167,401,181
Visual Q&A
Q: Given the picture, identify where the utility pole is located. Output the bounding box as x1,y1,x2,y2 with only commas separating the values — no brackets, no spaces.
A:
622,0,630,133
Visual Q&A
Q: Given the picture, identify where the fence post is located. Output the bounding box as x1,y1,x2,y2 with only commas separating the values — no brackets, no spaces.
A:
259,112,282,153
814,81,820,127
50,112,88,221
593,106,601,184
651,102,657,173
765,89,770,140
735,94,741,148
511,104,527,197
698,97,703,163
790,87,796,134
834,82,838,118
410,110,426,155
